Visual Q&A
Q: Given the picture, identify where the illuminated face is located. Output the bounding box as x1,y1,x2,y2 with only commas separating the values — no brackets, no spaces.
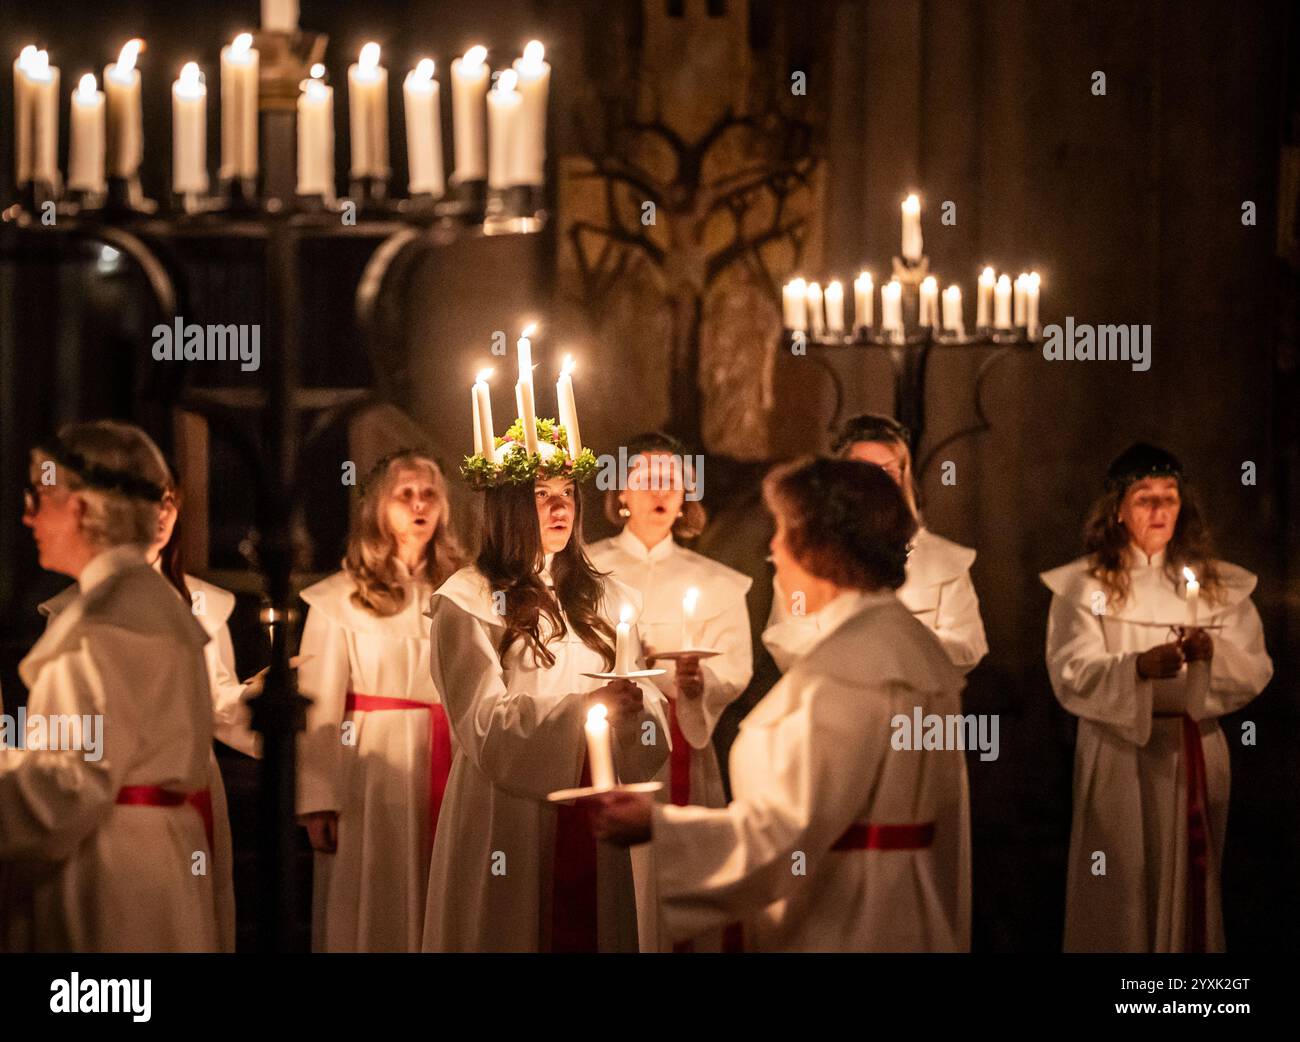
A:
22,461,83,576
620,451,684,541
846,440,904,487
535,477,575,554
385,466,441,550
1119,476,1181,556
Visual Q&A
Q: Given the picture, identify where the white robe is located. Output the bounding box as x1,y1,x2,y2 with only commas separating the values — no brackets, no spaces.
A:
765,527,988,674
297,569,444,952
0,545,218,952
587,528,753,950
38,570,251,952
1041,550,1272,952
421,563,670,952
652,589,971,951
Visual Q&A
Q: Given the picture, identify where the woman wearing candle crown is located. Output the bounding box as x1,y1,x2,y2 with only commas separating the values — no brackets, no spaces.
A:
588,458,970,951
765,414,987,675
1041,442,1272,952
297,451,465,952
587,430,753,952
421,416,669,952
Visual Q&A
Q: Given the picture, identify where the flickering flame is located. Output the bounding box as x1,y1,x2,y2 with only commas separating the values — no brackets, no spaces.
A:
495,68,518,93
902,193,920,216
921,275,938,292
26,48,52,80
476,367,493,383
76,73,98,100
996,274,1011,291
856,271,872,286
883,280,902,301
788,276,806,292
178,61,203,89
683,587,700,614
310,62,326,80
1028,271,1041,289
586,703,608,726
231,32,253,58
116,39,144,76
462,44,487,71
413,57,435,82
520,322,537,339
18,45,38,68
1183,567,1197,584
359,42,382,73
560,354,576,377
945,284,961,300
619,603,634,625
980,266,995,285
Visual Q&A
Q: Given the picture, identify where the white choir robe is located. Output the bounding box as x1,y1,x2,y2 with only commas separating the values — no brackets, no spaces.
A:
0,545,218,952
1041,550,1272,952
421,563,670,952
766,526,988,675
651,589,971,951
39,570,253,952
587,528,753,951
297,569,444,952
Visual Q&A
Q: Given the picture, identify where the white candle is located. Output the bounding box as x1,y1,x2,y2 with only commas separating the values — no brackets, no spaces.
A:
296,72,334,198
1026,271,1041,338
881,280,903,332
681,587,700,650
805,281,824,337
853,271,873,329
450,45,489,183
12,47,36,185
919,276,939,327
994,274,1012,330
614,603,636,675
348,43,388,180
261,0,298,31
68,73,106,193
942,284,964,336
403,58,444,197
1013,272,1028,327
515,324,539,454
511,40,549,187
556,355,583,459
901,193,923,263
1183,567,1200,627
15,47,60,186
472,368,495,457
172,62,208,195
584,704,616,790
487,69,523,189
976,266,995,328
782,278,807,330
105,39,144,179
220,33,258,182
824,280,845,334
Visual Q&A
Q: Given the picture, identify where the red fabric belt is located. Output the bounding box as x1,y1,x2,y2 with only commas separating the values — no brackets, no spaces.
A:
1156,711,1210,952
551,758,598,952
832,821,936,851
667,698,692,808
345,692,453,852
115,784,214,851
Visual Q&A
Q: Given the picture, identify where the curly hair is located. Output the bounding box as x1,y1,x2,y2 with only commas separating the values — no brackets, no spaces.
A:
763,457,916,591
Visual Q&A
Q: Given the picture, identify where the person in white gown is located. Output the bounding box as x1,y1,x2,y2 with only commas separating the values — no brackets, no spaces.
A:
297,451,465,952
591,458,971,952
36,463,258,952
1042,442,1272,952
765,414,987,674
1,421,217,951
587,431,752,951
422,439,670,951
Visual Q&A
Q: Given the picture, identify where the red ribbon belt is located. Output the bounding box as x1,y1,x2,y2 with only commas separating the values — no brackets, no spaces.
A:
667,699,692,807
833,821,936,851
116,784,214,851
551,758,598,952
1156,711,1210,952
345,692,453,851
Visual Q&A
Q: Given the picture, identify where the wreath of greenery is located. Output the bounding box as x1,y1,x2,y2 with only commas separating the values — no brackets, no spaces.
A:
460,417,599,490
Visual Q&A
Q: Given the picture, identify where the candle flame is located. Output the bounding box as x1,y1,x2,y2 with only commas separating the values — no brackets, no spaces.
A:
1183,567,1197,584
414,57,436,82
683,587,700,613
980,266,995,284
856,270,872,286
520,322,537,339
586,703,608,726
231,32,253,57
523,40,545,65
26,48,51,79
19,45,38,67
996,274,1011,290
1027,271,1041,289
827,278,842,293
475,367,494,383
921,275,938,291
945,283,961,299
178,61,202,88
561,354,576,377
884,280,902,299
619,603,634,625
788,276,806,291
310,62,326,80
359,42,381,72
116,39,144,75
902,192,920,215
77,72,98,99
495,68,518,93
462,44,488,70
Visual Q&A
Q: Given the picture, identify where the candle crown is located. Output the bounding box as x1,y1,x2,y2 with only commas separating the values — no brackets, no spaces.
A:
460,416,598,491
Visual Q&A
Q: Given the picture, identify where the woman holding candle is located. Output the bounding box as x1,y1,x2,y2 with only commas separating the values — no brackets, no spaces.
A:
765,414,987,675
1041,442,1272,952
297,451,465,952
587,431,753,951
422,424,668,952
589,458,970,951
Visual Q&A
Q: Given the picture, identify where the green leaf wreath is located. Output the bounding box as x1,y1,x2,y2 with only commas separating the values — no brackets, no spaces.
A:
461,416,599,490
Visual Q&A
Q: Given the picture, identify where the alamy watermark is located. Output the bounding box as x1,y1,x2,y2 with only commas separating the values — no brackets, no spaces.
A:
594,447,705,502
1041,317,1150,372
1,709,103,761
891,706,999,762
152,317,261,372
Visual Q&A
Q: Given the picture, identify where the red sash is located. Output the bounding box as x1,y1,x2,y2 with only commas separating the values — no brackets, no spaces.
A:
1155,711,1210,952
116,784,214,851
345,692,453,849
832,821,936,851
667,699,692,807
551,759,599,952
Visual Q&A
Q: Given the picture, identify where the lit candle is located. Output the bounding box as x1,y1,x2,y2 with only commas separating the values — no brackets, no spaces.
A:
854,271,873,329
919,276,939,327
472,368,495,457
172,62,208,195
824,280,845,334
976,266,995,329
296,69,334,199
901,193,923,263
614,603,636,675
511,40,550,187
681,586,700,650
104,39,144,179
556,355,583,460
805,281,824,337
15,46,60,187
348,43,389,181
1013,272,1028,327
1026,271,1041,338
584,704,616,790
994,274,1012,330
12,47,36,184
68,73,106,194
219,33,258,183
261,0,299,31
450,45,489,183
515,324,539,455
1183,567,1200,627
782,277,807,331
487,68,523,189
942,284,964,336
403,58,444,197
881,280,903,333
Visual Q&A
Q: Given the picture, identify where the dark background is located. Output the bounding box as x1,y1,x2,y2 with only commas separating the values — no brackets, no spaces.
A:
1,0,1297,952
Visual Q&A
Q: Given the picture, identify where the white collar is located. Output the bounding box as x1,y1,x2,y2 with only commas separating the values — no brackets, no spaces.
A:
79,544,150,595
540,551,556,587
812,587,895,637
615,526,675,563
1127,544,1166,569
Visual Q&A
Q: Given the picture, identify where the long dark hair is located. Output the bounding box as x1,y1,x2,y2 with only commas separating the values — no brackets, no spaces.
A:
477,480,616,670
157,469,190,602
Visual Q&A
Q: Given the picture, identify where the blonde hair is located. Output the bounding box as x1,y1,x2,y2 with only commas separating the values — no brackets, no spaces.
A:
343,452,464,616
